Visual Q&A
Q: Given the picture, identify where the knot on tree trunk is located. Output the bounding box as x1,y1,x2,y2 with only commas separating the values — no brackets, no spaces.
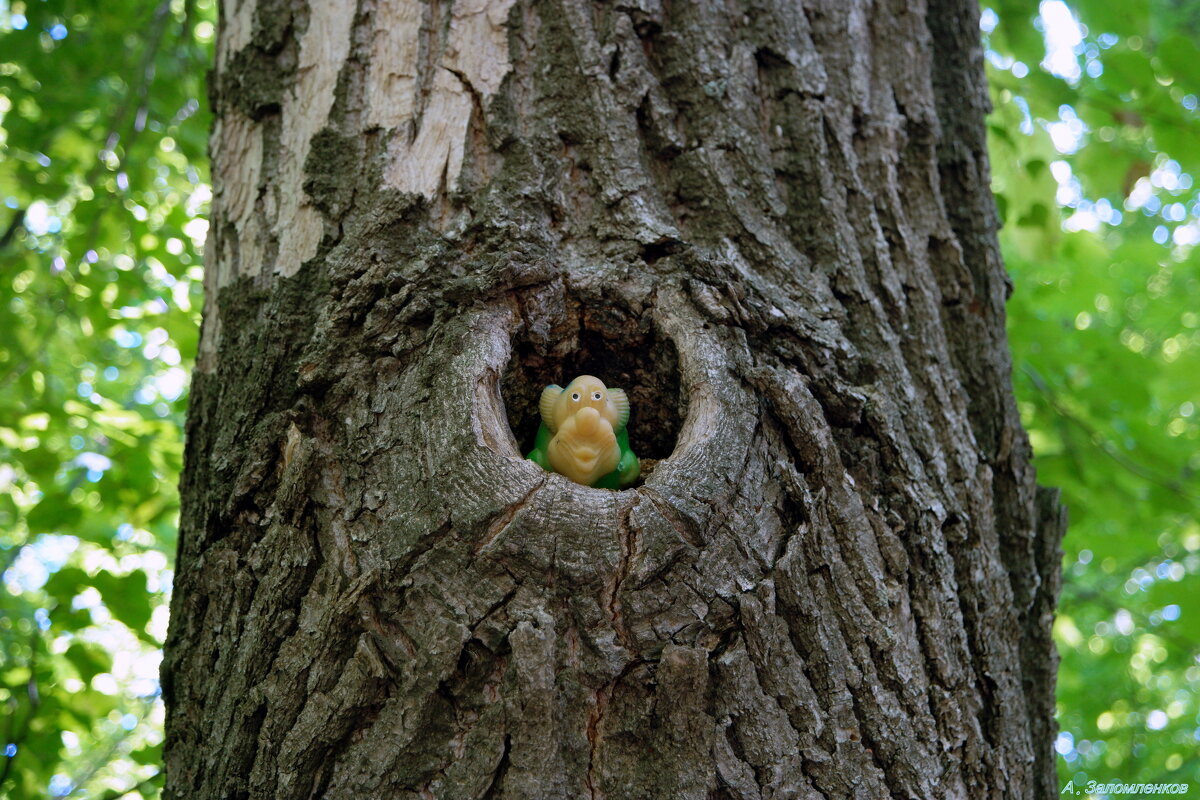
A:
436,283,759,649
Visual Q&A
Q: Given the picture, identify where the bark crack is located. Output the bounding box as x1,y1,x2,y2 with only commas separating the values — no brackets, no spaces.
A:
603,498,639,652
584,687,611,800
473,477,545,557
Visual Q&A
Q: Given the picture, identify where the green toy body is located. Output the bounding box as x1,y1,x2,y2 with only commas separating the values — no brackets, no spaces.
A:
527,423,639,489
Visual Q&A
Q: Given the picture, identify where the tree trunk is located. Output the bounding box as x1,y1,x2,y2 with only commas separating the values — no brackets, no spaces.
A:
163,0,1066,797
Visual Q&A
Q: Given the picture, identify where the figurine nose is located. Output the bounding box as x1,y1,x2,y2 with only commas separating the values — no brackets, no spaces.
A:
575,405,600,433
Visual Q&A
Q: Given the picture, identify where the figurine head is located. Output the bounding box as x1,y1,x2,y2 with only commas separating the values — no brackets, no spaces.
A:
540,375,630,434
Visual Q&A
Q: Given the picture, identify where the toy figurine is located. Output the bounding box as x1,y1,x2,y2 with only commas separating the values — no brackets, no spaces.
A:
526,375,640,489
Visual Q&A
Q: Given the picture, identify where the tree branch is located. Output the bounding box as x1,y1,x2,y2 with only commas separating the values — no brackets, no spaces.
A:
1021,364,1197,501
0,208,24,252
95,772,162,800
0,634,41,791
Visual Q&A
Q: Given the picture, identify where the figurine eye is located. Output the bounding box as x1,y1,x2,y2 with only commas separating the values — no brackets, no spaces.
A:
592,391,602,401
571,392,581,401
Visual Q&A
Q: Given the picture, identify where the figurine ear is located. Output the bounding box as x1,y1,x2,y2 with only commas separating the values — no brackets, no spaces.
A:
608,388,630,430
540,384,562,432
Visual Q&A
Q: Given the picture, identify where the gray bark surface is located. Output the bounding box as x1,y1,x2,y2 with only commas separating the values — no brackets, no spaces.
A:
164,0,1066,797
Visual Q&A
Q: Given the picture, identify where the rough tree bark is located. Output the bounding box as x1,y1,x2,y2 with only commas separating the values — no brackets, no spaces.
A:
163,0,1066,797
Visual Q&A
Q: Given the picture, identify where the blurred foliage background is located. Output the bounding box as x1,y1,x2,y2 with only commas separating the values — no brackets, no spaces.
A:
984,0,1200,792
0,0,211,796
0,0,1194,798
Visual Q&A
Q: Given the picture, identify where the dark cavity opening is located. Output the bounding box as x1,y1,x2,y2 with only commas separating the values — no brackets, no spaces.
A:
502,294,685,483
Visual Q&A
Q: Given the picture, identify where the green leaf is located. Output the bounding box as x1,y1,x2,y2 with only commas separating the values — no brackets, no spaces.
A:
64,642,112,683
1103,48,1157,95
91,570,153,634
1156,35,1200,92
25,498,84,536
1017,202,1050,228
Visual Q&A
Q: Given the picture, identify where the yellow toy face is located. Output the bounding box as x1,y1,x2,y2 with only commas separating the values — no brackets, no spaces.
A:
553,376,619,430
